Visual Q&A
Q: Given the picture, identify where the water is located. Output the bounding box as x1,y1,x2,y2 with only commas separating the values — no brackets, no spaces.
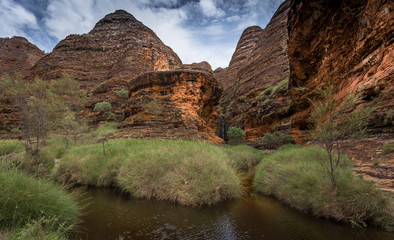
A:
72,188,393,240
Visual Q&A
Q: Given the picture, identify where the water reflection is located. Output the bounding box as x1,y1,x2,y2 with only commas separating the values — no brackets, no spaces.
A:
72,188,393,240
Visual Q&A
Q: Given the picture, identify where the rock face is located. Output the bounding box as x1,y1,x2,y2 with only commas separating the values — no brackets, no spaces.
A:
220,26,263,99
118,69,222,143
29,10,182,121
219,0,291,141
0,37,45,135
287,0,394,135
0,37,45,76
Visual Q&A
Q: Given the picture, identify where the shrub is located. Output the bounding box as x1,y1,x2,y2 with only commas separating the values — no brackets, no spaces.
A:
253,146,393,230
382,143,394,155
227,127,245,145
146,98,162,115
93,101,111,112
260,132,294,149
117,89,129,99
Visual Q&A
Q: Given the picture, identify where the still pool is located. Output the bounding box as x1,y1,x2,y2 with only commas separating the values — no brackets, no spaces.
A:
72,188,393,240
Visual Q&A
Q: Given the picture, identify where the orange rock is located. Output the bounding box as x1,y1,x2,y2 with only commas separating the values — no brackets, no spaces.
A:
119,69,223,143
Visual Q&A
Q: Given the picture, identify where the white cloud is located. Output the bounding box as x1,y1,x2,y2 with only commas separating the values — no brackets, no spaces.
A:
226,15,240,22
44,0,97,39
0,0,38,36
199,0,224,18
0,0,285,68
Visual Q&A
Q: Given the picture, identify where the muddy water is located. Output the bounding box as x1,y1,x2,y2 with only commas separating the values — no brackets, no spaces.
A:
73,187,393,240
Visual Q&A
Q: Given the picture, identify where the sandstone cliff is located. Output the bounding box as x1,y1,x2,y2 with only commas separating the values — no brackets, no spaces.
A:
117,69,222,143
28,10,182,121
0,36,45,76
288,0,393,136
218,0,291,141
287,0,394,189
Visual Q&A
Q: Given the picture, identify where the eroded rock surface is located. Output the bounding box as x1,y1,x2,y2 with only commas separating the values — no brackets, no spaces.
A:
118,69,222,143
288,0,394,135
28,10,182,122
220,0,291,141
0,36,45,76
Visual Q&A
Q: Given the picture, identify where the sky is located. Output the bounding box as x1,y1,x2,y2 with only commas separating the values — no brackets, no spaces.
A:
0,0,284,69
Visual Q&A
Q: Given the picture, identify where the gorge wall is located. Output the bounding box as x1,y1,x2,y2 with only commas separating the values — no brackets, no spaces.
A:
218,0,393,144
287,0,393,136
216,0,291,142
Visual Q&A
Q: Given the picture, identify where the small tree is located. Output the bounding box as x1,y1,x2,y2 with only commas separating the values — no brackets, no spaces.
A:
1,74,86,155
51,73,86,111
227,127,245,145
309,85,374,188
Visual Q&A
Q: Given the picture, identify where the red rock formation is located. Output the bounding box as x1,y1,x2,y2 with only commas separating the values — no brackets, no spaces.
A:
222,26,263,102
0,37,45,136
0,36,45,76
220,0,291,141
28,10,182,121
287,0,394,135
118,69,222,143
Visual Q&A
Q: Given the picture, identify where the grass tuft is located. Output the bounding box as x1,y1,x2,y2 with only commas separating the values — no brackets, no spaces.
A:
253,146,393,230
0,140,24,156
0,169,79,236
55,139,261,206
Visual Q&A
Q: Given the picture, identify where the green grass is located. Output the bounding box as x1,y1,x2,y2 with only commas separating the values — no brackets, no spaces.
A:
81,122,119,144
0,140,24,156
222,145,264,171
253,145,393,230
4,217,70,240
55,139,263,206
0,169,79,236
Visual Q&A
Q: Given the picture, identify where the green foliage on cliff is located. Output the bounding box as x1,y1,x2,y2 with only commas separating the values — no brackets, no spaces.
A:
382,143,394,155
116,89,129,99
254,145,393,230
93,101,112,112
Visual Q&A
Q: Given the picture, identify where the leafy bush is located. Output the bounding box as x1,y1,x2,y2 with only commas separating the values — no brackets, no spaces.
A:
254,146,393,230
382,143,394,155
117,89,129,99
227,127,245,145
260,132,294,149
93,101,111,112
